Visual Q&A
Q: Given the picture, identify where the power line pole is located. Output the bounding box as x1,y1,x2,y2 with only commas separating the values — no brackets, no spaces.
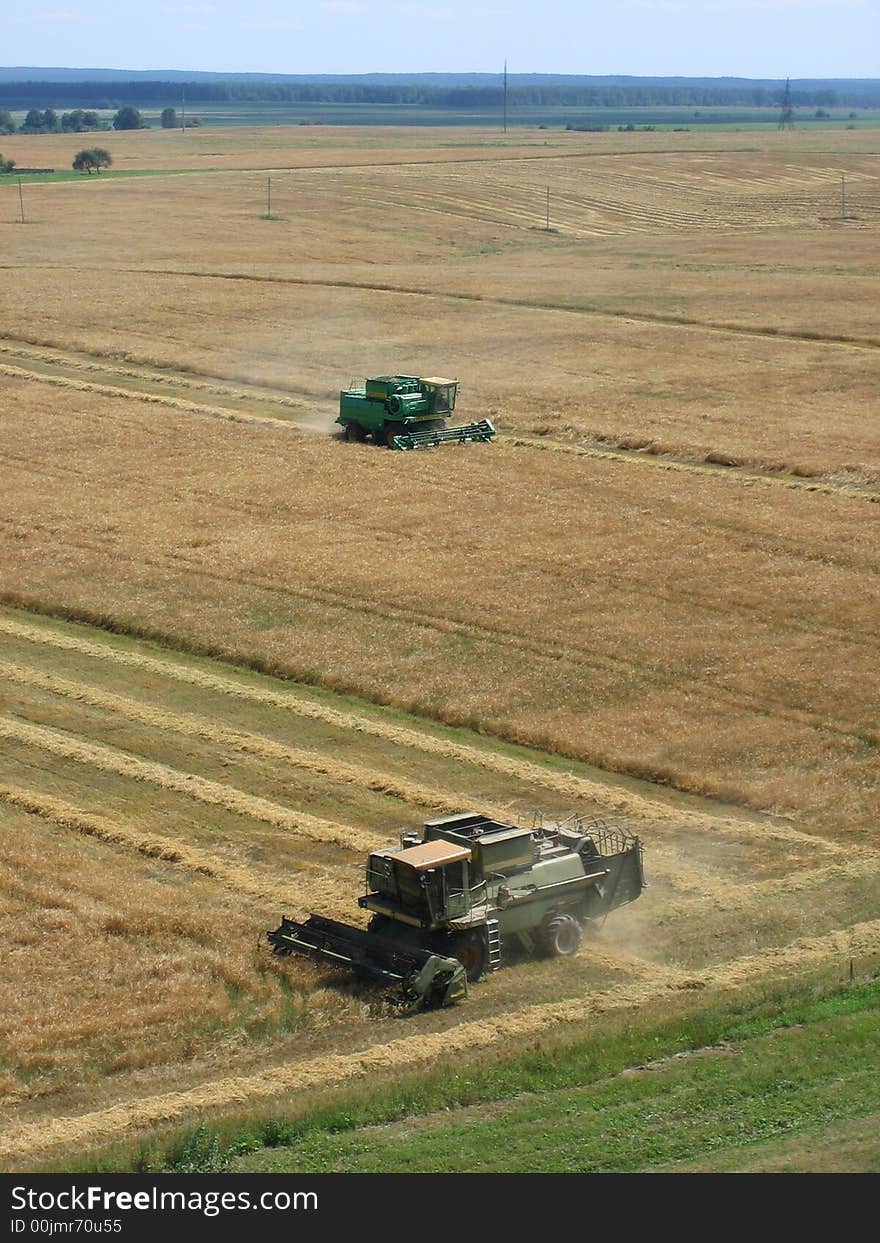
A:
778,77,794,130
546,185,550,230
181,89,186,134
17,176,24,224
841,173,846,219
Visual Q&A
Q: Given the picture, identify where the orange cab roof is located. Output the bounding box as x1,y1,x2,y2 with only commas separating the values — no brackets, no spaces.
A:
396,840,471,872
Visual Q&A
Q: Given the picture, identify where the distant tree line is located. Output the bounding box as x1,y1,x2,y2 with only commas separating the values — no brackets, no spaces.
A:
1,106,151,134
16,107,108,133
1,104,202,134
0,80,877,110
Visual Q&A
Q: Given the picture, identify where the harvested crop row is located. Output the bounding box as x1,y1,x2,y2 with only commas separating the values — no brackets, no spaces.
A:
0,338,309,410
0,613,832,853
0,784,349,917
3,917,877,1169
500,434,880,504
0,715,381,855
0,658,510,821
0,364,297,433
8,658,846,909
654,854,880,920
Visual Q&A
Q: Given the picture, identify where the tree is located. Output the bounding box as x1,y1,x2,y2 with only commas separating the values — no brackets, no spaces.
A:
73,147,112,174
0,153,15,174
21,108,59,133
62,109,105,132
113,106,143,131
160,107,177,129
0,110,15,135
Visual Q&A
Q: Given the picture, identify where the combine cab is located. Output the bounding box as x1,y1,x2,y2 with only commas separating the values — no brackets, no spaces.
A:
269,812,645,1010
337,375,495,450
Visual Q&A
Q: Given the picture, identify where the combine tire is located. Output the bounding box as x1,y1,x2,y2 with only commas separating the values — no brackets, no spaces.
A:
443,930,487,982
540,913,583,957
383,422,404,448
344,422,367,442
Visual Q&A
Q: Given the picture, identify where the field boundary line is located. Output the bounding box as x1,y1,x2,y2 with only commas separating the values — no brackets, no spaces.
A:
0,610,840,854
131,267,880,354
2,917,878,1167
0,714,380,855
5,267,880,353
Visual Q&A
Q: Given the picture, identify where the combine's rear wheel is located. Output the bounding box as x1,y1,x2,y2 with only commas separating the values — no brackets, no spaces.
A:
540,913,583,957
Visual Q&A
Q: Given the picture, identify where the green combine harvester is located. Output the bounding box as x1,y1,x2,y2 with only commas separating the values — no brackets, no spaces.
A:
269,812,645,1010
337,375,495,450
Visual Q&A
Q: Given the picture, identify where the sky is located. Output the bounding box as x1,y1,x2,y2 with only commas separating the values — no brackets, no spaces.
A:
3,1,879,78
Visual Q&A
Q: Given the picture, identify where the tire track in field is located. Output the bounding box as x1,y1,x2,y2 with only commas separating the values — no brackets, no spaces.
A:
0,657,517,821
0,339,311,411
4,917,878,1168
0,363,302,434
0,714,381,856
0,785,351,918
4,333,878,507
0,612,841,857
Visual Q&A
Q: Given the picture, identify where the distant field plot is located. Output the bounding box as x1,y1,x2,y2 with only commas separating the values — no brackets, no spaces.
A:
0,123,878,1170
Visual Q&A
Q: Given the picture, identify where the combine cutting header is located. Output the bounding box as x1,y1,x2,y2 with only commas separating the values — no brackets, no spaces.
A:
337,375,495,450
269,811,645,1010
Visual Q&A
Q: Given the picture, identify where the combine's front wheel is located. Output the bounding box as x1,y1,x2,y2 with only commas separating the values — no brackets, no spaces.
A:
383,422,405,447
344,422,367,442
444,930,488,982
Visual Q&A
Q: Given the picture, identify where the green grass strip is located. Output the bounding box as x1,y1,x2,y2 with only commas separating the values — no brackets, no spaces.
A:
78,975,879,1172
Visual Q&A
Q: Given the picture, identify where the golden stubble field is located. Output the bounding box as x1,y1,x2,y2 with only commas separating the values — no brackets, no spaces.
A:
0,123,878,1168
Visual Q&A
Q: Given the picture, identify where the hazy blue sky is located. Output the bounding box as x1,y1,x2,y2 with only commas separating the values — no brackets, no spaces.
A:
4,1,879,77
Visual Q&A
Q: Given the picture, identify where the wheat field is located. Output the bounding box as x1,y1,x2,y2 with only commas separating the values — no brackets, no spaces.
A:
1,123,878,1168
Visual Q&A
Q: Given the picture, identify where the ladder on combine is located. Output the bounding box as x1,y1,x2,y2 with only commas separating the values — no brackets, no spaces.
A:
392,419,496,451
486,917,503,971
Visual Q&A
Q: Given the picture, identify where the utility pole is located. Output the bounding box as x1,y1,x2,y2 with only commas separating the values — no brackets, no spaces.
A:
17,176,24,224
545,185,550,230
841,173,846,219
503,60,507,134
267,175,272,219
181,89,186,134
778,77,794,130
